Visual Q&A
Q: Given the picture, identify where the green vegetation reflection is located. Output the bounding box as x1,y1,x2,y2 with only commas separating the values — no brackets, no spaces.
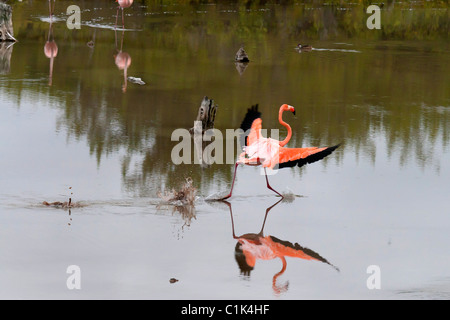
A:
1,0,448,196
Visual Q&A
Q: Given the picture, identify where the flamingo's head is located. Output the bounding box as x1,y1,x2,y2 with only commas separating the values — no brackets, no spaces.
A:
281,104,295,116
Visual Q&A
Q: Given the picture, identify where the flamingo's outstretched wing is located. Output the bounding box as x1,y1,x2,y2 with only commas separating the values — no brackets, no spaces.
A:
268,236,339,271
239,104,261,146
247,118,263,146
277,144,340,169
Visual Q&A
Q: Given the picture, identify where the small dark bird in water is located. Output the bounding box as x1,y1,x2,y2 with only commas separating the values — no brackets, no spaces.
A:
235,46,250,62
296,44,312,52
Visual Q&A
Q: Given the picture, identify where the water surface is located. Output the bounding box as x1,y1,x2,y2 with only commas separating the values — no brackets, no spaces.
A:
0,0,449,300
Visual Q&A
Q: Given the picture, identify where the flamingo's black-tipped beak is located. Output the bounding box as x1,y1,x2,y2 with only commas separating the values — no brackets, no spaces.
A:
286,105,296,116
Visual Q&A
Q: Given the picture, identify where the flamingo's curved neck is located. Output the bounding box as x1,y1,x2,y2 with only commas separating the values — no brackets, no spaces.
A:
278,108,292,147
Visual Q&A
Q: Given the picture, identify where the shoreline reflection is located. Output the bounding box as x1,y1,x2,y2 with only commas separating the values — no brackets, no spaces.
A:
0,42,14,75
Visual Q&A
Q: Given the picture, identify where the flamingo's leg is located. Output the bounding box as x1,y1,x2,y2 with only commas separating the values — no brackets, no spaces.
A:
122,8,125,29
115,7,119,29
49,0,53,17
221,162,239,200
264,168,283,198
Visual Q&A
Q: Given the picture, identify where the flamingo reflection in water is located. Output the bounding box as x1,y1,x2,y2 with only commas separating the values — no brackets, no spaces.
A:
224,199,339,295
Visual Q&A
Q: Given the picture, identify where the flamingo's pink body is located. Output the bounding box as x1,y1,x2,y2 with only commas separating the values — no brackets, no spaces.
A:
239,134,281,169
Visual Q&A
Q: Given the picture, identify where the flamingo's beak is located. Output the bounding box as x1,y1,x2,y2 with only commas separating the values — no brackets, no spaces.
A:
288,105,295,115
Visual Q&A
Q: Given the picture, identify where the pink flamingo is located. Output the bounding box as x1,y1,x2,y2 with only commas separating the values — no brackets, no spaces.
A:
221,104,340,200
44,1,58,86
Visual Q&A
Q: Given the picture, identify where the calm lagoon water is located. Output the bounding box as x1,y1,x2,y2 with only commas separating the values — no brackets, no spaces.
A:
0,0,449,299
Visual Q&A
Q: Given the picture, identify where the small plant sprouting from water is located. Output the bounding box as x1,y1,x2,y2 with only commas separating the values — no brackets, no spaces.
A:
158,177,197,206
158,178,198,238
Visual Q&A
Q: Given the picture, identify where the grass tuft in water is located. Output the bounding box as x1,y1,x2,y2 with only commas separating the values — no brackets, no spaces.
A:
158,177,197,206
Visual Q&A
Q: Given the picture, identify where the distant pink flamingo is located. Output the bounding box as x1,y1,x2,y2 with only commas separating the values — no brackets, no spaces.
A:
44,1,58,86
115,0,134,29
221,104,340,200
